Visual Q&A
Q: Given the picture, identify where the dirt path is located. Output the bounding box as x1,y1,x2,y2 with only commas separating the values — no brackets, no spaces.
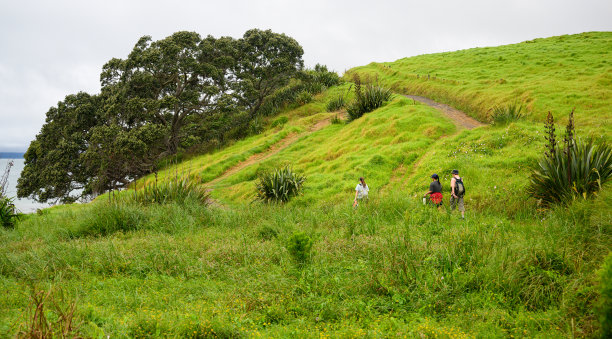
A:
403,95,484,129
207,116,336,188
386,95,486,190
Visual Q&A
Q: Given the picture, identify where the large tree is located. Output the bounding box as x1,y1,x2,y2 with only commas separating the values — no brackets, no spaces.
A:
100,31,234,155
18,29,309,203
233,29,304,118
17,92,100,203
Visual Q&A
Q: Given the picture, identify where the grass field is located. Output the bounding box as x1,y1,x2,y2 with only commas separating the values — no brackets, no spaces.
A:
1,32,611,338
348,31,612,138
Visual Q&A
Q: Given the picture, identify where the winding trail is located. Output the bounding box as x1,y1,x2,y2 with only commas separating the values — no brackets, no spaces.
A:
207,115,339,189
205,94,483,204
403,95,484,129
386,95,486,189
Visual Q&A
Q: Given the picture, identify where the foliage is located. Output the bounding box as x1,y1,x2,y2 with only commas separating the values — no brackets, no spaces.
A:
270,116,289,128
258,226,279,241
286,232,313,265
528,138,612,206
17,92,101,203
257,66,337,117
0,197,21,228
326,95,346,112
490,102,524,124
309,64,341,88
17,29,314,203
295,90,312,105
122,178,209,205
255,166,305,203
346,82,393,121
234,29,304,118
598,252,612,338
71,203,147,237
100,32,233,155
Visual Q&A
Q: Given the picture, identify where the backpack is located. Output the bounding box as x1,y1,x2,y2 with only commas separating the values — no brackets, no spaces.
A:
455,177,465,196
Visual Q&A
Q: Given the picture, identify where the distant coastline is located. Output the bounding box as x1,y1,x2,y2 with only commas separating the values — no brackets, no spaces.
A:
0,152,25,159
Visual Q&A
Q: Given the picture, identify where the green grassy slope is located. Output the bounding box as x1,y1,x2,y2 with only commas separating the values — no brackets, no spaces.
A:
349,31,612,137
1,32,611,338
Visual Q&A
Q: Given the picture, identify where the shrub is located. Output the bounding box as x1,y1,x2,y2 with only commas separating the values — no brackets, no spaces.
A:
287,232,313,265
296,90,313,105
271,116,289,128
347,84,393,121
330,115,343,125
248,116,265,135
258,225,279,241
528,138,612,206
311,64,341,87
123,178,210,206
255,166,305,203
0,196,21,228
598,252,612,338
491,102,524,124
326,95,346,112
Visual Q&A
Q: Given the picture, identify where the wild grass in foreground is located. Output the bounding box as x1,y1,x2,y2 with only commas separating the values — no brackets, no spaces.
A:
0,187,610,337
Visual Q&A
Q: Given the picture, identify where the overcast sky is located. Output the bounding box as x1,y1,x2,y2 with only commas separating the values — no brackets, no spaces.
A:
1,0,610,152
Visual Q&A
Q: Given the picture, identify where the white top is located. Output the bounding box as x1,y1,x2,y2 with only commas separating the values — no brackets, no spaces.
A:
355,183,369,199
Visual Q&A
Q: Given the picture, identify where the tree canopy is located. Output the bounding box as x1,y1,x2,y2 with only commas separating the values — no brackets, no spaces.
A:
18,29,339,203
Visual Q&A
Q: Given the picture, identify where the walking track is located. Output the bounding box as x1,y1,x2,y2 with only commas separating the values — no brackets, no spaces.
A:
207,95,484,204
403,95,484,129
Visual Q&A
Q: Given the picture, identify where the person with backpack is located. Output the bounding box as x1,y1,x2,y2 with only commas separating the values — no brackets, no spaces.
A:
353,177,369,208
450,169,465,219
424,173,443,209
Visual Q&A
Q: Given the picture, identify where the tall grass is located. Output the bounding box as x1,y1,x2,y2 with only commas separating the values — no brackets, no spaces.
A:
490,102,524,124
122,178,210,205
1,189,609,337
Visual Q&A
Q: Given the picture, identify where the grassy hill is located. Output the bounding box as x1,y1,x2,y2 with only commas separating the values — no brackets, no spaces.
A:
0,32,610,338
349,31,612,137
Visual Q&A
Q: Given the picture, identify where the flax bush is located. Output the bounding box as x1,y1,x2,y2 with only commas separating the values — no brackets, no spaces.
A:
528,139,612,206
347,84,393,121
326,95,346,112
255,166,305,203
0,197,21,228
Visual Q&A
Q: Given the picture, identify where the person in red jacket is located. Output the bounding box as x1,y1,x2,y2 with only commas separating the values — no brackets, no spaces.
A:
424,173,443,209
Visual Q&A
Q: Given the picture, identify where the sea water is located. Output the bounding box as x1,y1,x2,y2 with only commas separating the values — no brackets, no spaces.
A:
0,158,50,213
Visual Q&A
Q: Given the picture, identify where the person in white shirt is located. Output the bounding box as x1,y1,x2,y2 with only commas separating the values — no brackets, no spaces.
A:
353,177,369,208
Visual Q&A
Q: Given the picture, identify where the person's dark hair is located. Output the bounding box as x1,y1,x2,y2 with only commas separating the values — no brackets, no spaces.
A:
359,177,367,187
452,169,459,175
431,173,439,181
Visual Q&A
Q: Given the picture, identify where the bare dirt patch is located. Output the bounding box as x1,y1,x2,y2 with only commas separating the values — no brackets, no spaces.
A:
403,95,484,129
208,116,335,187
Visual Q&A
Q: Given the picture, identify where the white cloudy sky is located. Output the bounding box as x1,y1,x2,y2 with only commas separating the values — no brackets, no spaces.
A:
1,0,611,152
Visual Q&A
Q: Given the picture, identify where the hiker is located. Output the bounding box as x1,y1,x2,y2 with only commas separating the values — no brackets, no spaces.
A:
353,177,369,208
450,169,466,219
424,173,443,208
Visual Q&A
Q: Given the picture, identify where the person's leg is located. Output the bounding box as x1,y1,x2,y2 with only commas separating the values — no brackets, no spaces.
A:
450,196,456,211
458,196,465,219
